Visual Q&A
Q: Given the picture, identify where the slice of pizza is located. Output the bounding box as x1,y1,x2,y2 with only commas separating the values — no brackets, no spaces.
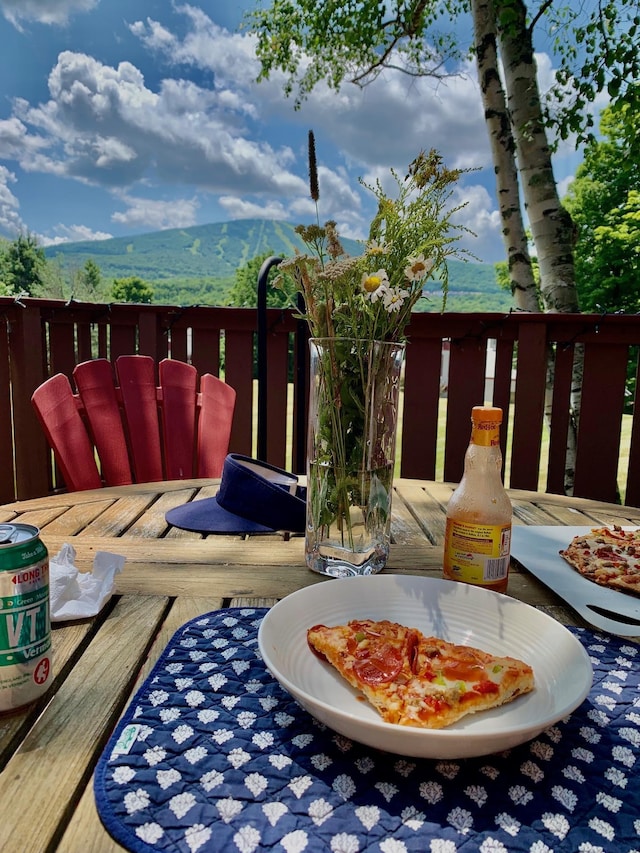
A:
307,618,534,729
559,525,640,596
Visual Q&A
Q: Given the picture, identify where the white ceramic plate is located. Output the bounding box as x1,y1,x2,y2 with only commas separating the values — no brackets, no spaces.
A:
258,575,593,759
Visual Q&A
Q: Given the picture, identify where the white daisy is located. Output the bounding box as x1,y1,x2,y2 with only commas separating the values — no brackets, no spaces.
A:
365,240,387,256
383,287,407,312
361,269,389,294
367,282,389,303
404,254,434,282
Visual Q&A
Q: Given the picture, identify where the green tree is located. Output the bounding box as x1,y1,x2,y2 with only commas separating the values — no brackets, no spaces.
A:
551,4,640,147
565,95,640,419
111,276,154,304
39,257,67,299
0,237,10,294
565,94,640,314
247,0,638,313
226,252,296,308
0,233,47,295
75,258,104,301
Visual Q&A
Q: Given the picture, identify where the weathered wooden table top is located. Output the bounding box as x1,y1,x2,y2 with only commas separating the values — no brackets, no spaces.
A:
1,478,639,852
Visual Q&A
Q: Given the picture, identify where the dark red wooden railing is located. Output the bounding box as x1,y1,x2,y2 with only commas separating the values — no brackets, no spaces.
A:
2,296,640,506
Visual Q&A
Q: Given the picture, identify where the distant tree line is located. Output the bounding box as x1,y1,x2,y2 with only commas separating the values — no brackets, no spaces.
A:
0,235,154,304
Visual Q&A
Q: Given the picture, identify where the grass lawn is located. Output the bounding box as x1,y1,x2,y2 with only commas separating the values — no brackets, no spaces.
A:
277,384,632,501
428,398,632,501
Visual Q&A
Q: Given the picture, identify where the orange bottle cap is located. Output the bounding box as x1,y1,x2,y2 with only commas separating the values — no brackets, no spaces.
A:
471,406,503,423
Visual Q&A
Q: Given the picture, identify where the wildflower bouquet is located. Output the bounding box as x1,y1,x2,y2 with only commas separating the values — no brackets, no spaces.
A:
276,136,470,576
277,146,469,342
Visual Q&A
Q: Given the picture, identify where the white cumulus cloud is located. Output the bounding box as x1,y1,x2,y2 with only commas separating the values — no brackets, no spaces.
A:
0,0,98,28
219,196,287,220
0,3,507,258
0,165,24,235
111,193,200,231
129,7,501,254
9,49,307,199
39,223,114,245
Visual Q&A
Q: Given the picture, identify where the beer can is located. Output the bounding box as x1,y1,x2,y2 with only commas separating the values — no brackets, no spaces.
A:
0,523,52,713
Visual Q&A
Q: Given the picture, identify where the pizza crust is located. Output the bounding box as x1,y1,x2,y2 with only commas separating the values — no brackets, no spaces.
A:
307,619,534,729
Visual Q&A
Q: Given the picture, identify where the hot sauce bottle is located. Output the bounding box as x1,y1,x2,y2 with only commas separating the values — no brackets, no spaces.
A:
442,406,512,594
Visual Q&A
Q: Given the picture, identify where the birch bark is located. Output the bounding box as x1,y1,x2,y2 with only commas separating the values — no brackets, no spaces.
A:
474,0,580,490
496,0,580,313
471,0,539,312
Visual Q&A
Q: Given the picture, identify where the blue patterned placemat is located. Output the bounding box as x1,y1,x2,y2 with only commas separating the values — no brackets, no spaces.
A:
94,608,640,852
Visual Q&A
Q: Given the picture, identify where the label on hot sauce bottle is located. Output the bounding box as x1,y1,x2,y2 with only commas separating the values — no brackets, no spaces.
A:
443,518,511,585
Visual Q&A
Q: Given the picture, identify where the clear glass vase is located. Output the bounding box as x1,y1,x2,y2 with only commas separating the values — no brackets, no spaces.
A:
305,338,406,577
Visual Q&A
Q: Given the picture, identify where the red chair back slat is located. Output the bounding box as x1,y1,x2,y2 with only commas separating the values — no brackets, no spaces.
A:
73,359,133,486
31,374,102,491
115,356,164,483
197,373,237,477
159,359,198,480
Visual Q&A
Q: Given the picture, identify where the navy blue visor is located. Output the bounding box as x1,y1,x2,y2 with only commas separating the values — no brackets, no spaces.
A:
165,454,307,534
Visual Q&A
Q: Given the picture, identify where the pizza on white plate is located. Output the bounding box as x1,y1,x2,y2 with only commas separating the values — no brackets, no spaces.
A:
307,618,534,729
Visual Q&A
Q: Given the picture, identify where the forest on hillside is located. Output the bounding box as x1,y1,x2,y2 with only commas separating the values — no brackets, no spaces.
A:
0,218,512,311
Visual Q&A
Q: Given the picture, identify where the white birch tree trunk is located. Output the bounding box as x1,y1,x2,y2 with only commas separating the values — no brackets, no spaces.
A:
475,0,580,491
496,0,580,314
471,0,539,312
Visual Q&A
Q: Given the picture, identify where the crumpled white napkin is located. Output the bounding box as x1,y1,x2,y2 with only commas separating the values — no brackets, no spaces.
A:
49,543,125,622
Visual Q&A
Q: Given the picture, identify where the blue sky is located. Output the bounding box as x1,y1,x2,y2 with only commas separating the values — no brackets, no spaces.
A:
0,0,597,263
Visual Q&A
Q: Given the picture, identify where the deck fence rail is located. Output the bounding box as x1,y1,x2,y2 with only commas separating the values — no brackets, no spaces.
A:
2,295,639,507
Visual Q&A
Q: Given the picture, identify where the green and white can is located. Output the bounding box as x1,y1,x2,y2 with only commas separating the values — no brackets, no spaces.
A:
0,524,52,713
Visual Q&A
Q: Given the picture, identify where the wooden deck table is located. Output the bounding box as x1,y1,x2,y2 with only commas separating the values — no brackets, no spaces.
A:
1,478,639,852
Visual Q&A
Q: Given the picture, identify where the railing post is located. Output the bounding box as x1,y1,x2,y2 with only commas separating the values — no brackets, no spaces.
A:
0,307,16,503
256,256,282,461
293,294,308,474
10,302,51,498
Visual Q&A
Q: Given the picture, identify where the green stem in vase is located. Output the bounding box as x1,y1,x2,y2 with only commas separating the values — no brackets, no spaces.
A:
308,339,402,555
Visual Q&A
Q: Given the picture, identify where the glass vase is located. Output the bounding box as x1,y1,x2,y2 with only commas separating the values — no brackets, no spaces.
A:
305,337,406,577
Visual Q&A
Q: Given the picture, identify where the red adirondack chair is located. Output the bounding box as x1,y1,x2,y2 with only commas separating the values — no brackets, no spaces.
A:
31,355,236,492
